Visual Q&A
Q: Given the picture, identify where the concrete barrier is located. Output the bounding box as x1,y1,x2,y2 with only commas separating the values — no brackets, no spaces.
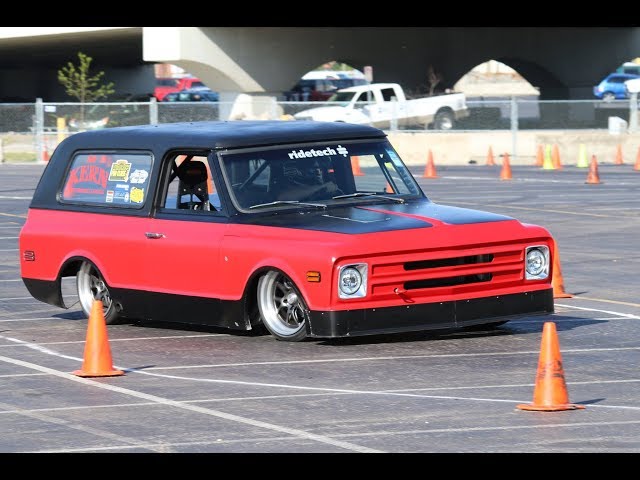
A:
386,130,640,166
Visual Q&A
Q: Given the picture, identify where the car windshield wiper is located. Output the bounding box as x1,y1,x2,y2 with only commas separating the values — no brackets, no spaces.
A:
248,200,327,210
332,192,406,204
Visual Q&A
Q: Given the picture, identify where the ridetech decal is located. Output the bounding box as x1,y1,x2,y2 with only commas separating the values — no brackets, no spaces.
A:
287,145,349,159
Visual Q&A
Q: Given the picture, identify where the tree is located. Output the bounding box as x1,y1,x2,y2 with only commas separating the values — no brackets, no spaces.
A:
57,52,115,126
427,65,443,96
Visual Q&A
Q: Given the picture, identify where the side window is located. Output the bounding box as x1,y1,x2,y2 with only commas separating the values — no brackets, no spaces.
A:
380,88,396,102
61,152,152,208
161,154,221,212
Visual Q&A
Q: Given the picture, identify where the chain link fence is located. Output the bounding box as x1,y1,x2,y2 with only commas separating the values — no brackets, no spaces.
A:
0,96,638,164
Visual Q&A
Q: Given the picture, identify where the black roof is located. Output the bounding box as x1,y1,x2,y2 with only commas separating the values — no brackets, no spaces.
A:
59,120,386,151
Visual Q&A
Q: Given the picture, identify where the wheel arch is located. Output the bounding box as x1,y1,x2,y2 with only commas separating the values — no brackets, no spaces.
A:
241,264,312,328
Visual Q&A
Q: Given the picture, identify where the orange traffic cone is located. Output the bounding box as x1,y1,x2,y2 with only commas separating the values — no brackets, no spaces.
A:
517,322,584,412
535,144,544,167
73,300,124,377
552,243,573,299
422,150,438,178
614,144,623,165
351,156,365,176
385,182,394,193
552,144,562,170
42,149,50,162
486,146,496,166
499,153,512,180
585,155,601,184
635,147,640,171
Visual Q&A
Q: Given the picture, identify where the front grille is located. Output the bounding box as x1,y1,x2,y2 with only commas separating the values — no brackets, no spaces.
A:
405,273,492,290
368,244,528,300
405,254,493,271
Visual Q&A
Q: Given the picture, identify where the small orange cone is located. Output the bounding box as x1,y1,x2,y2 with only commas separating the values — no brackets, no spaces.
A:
585,155,602,184
42,149,50,162
486,146,496,166
517,322,584,412
422,150,438,178
535,144,544,167
552,243,573,299
552,144,563,170
614,144,623,165
73,300,124,378
385,182,394,193
351,156,365,176
499,153,512,180
634,147,640,171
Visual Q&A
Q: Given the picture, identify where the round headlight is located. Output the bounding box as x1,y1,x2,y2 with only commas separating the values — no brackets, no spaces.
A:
526,248,546,277
339,267,362,295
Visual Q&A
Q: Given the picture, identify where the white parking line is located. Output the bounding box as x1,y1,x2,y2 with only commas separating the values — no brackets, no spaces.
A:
0,237,18,240
555,303,640,319
0,353,381,453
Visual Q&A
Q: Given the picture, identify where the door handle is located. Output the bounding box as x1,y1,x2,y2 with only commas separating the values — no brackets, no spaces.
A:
145,232,165,239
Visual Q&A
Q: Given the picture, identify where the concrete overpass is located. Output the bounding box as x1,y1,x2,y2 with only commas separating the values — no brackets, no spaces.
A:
1,27,639,102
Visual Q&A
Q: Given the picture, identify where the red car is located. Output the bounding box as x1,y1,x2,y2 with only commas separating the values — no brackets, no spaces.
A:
154,76,206,101
19,121,555,342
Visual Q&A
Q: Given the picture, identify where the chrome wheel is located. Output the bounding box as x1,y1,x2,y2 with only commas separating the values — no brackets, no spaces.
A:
257,270,309,341
76,261,119,324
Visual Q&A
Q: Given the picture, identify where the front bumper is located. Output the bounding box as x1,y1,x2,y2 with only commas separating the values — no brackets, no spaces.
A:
307,288,554,338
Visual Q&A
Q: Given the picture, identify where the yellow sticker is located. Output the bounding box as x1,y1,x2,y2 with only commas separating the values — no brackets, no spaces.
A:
130,187,144,203
108,159,132,182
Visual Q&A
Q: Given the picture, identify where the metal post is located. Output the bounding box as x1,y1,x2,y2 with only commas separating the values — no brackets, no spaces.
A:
149,97,158,125
35,98,45,164
510,96,518,161
629,92,638,133
390,96,398,132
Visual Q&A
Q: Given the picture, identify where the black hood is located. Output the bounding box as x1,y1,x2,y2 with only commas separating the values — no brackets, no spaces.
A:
234,199,514,234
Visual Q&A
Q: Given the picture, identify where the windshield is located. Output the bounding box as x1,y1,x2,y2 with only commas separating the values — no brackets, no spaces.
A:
218,139,424,212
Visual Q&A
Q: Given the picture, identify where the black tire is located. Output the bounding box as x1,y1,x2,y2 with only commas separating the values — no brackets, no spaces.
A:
433,110,455,130
256,270,309,342
76,261,120,324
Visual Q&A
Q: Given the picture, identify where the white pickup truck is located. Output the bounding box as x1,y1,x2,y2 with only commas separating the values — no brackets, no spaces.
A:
293,83,469,130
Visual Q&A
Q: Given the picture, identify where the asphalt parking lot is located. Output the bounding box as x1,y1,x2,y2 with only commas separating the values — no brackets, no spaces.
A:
0,161,639,453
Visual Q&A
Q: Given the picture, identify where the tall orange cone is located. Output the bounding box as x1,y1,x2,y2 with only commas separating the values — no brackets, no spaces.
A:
351,156,365,176
552,242,573,299
585,155,601,185
614,144,623,165
422,150,438,178
486,146,496,166
535,144,544,167
499,153,512,180
552,144,563,170
635,147,640,171
542,144,554,170
517,322,584,411
73,300,124,377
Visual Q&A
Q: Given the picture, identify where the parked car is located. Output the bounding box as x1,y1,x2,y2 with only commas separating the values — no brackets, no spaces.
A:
19,120,555,342
294,83,469,130
284,70,369,101
162,87,219,102
593,73,640,101
154,76,207,101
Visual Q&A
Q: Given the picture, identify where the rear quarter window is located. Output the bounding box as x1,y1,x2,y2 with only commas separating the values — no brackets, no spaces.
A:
61,152,153,208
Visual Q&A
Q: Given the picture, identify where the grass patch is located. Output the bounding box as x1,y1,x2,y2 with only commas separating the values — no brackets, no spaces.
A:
2,152,37,163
